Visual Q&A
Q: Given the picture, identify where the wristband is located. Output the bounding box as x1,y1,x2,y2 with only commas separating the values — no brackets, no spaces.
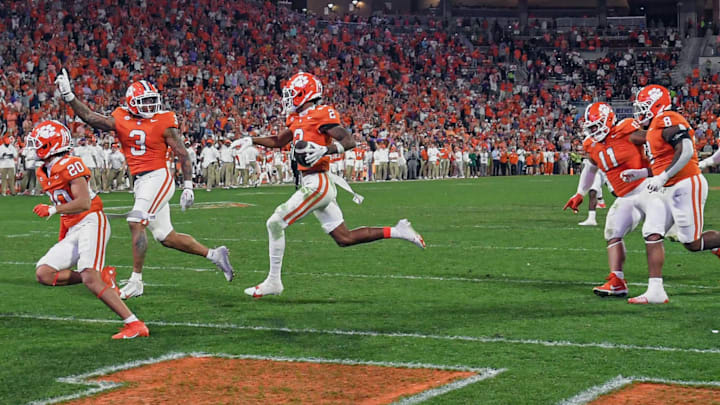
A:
48,206,57,216
63,92,75,102
184,180,193,190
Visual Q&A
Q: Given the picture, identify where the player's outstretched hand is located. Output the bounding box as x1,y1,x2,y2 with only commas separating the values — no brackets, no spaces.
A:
54,68,75,102
180,181,194,211
563,193,583,214
303,141,328,166
646,172,669,193
230,137,252,150
33,204,56,218
620,168,648,183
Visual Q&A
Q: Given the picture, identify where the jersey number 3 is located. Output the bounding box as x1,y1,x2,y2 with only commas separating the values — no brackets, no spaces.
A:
129,129,147,156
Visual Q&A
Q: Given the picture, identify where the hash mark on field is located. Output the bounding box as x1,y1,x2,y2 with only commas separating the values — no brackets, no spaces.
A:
28,352,503,405
2,261,718,290
5,313,720,355
557,375,720,405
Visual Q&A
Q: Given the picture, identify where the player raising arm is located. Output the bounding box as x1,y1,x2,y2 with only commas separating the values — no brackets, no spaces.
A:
564,103,668,301
619,84,720,303
29,120,148,339
55,69,234,299
241,72,425,298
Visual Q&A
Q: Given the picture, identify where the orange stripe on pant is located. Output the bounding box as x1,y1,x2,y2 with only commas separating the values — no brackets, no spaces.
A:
97,213,108,271
92,212,104,271
143,168,172,225
283,173,325,223
692,175,702,241
287,173,330,226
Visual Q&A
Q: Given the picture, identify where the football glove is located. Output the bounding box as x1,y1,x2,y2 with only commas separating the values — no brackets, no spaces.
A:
646,171,670,193
230,137,253,150
303,141,328,166
699,158,713,170
180,181,194,211
33,204,57,218
563,193,583,213
620,168,649,183
54,68,75,102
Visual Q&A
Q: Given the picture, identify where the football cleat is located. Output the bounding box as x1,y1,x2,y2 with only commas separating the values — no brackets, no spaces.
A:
101,266,120,296
209,246,234,282
597,201,607,209
593,274,628,297
112,320,150,339
244,278,284,298
395,219,426,249
119,279,144,300
628,291,669,305
578,218,598,226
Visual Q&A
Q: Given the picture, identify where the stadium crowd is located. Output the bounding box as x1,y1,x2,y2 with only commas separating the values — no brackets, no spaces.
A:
0,0,719,195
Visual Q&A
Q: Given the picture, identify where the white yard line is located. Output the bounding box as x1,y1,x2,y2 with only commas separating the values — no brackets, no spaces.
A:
28,351,503,405
2,261,717,290
4,313,720,355
556,375,720,405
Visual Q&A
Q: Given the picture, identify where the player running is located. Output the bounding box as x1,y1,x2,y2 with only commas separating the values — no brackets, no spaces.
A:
29,120,148,339
564,102,667,301
617,84,720,304
240,72,425,298
55,69,234,299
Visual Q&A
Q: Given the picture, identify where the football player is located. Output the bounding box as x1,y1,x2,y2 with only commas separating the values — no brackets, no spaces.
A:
55,69,234,299
618,84,720,303
240,72,426,298
29,120,148,339
564,102,668,301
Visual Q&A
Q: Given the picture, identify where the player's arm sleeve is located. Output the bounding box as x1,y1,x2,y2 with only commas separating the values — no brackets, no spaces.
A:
576,159,598,196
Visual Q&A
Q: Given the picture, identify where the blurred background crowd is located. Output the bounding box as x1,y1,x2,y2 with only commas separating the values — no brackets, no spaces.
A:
1,0,719,195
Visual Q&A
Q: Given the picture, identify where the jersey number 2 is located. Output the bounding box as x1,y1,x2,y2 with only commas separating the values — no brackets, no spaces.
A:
129,130,147,156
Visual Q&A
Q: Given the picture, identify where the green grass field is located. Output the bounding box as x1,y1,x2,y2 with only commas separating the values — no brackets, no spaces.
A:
2,175,720,404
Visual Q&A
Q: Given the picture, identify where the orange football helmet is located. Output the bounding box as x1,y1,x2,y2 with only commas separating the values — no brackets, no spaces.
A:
282,72,323,115
27,120,72,159
583,102,616,142
125,80,161,118
633,84,671,126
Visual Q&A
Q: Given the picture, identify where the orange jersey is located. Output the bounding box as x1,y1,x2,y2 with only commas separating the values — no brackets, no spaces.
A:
287,104,342,172
36,155,104,238
112,108,178,175
646,110,700,187
583,118,646,197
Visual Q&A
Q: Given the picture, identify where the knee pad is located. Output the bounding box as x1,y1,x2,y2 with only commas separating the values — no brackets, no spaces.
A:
266,213,286,240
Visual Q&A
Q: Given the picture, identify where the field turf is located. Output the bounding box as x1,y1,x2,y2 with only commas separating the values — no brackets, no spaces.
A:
1,175,720,404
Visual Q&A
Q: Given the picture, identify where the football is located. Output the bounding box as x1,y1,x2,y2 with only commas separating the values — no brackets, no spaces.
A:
293,140,311,167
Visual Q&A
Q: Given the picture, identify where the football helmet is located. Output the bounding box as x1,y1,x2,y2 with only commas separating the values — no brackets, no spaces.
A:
125,80,162,119
633,84,671,126
583,102,616,142
27,120,72,159
282,72,323,115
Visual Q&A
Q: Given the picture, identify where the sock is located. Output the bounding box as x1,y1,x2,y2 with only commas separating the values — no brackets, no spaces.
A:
384,227,393,238
123,314,139,324
206,248,217,261
612,270,624,279
587,210,596,221
129,272,142,282
647,277,664,294
268,232,285,282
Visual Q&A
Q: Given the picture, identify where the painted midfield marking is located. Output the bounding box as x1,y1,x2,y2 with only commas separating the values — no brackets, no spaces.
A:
27,352,503,405
4,313,720,355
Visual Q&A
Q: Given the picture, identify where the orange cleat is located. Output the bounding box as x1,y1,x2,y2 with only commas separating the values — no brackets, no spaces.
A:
593,273,628,297
112,321,150,339
101,266,120,296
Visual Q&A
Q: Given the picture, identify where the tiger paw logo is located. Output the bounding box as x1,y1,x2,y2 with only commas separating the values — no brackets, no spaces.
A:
598,104,610,115
291,74,309,88
648,87,663,101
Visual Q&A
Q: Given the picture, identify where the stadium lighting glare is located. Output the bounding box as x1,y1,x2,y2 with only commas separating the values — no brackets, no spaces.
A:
352,0,359,5
328,3,334,9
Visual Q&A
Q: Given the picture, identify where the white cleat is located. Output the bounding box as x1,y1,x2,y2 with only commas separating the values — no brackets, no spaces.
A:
395,219,426,249
628,291,669,304
244,278,283,298
210,246,235,282
578,218,597,226
119,279,144,300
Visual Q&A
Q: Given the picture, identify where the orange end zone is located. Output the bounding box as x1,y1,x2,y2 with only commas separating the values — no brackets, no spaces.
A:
66,357,477,404
590,382,720,405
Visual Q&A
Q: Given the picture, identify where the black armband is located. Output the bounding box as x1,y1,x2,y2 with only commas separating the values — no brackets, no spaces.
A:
666,130,690,148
